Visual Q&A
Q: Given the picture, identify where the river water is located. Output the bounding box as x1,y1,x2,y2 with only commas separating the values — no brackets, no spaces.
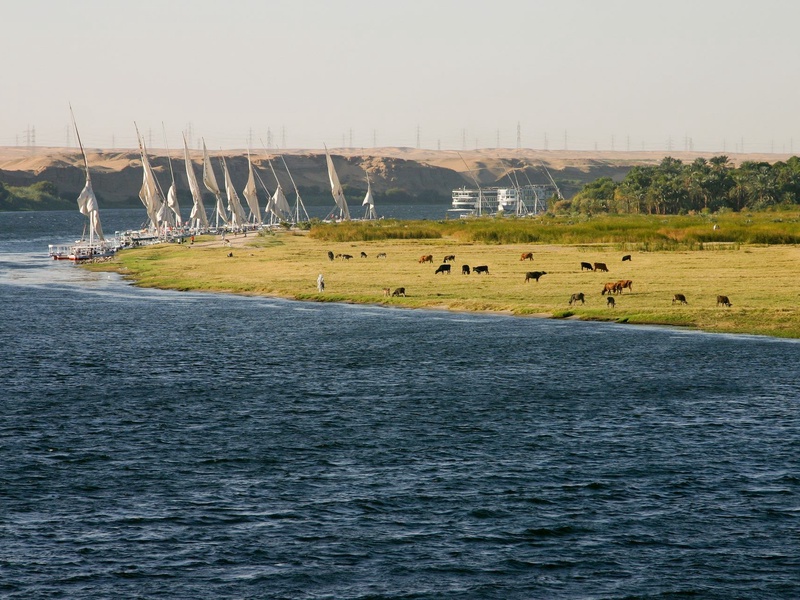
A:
1,209,799,599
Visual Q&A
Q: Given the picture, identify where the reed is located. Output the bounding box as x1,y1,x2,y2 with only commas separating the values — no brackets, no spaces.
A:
89,219,800,339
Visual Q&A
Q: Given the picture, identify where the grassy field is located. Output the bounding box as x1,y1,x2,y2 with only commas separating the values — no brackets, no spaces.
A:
89,221,800,339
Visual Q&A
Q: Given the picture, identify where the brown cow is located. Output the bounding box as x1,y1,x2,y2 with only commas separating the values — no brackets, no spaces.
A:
341,254,353,260
580,262,594,271
382,287,391,297
419,254,433,264
392,287,406,297
525,271,547,283
569,292,585,305
443,254,456,262
376,252,387,259
717,295,732,307
594,262,609,272
617,280,633,293
520,252,534,261
601,282,618,295
672,293,688,305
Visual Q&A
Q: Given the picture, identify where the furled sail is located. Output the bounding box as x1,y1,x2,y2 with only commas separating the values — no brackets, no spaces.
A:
243,153,262,224
271,185,292,220
77,175,104,241
202,140,227,224
325,146,351,220
222,157,248,227
183,135,208,228
362,173,377,220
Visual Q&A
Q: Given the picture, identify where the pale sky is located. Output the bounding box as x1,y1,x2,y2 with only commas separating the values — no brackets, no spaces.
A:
3,0,799,153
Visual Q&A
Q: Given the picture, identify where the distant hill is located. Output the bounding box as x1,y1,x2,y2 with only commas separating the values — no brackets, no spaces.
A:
0,147,793,210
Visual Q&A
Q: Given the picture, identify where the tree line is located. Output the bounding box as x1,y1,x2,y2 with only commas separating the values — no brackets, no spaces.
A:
562,156,800,214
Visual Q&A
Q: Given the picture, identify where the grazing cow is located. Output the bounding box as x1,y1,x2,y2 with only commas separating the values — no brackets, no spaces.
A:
525,271,547,283
462,264,471,275
360,251,368,258
580,262,594,271
520,252,534,261
434,264,451,275
341,254,353,260
617,280,633,293
622,254,632,261
376,252,387,259
672,293,688,305
227,252,233,257
717,295,732,307
607,296,616,308
327,250,334,261
392,287,406,297
443,254,456,263
594,262,609,272
419,254,433,264
383,287,391,297
473,265,490,274
601,282,618,295
335,253,342,259
569,292,585,305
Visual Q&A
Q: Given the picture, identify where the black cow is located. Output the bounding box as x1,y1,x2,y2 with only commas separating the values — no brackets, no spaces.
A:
580,262,593,271
473,265,489,274
376,252,387,259
360,251,367,258
525,271,547,283
607,296,616,308
717,295,732,307
434,264,451,275
672,293,688,305
462,264,471,275
594,262,609,272
569,292,585,305
392,287,406,297
341,254,353,260
622,255,632,261
327,250,334,261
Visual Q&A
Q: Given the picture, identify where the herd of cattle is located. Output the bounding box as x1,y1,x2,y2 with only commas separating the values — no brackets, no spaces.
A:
324,249,733,308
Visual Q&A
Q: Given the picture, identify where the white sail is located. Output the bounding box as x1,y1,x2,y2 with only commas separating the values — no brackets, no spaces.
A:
243,153,261,224
325,147,351,220
77,177,104,241
271,185,291,220
137,137,164,230
183,135,208,228
202,140,227,224
362,172,377,219
166,182,182,226
222,157,247,227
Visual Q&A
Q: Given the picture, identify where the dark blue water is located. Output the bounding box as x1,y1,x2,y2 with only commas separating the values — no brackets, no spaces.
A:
1,211,799,599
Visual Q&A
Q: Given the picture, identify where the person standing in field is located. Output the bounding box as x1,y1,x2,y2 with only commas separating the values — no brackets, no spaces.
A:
317,274,324,293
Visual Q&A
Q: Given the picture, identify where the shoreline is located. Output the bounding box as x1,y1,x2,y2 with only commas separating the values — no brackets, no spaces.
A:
89,230,800,340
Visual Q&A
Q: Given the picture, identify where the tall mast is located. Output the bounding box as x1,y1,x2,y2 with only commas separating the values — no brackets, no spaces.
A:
280,155,310,223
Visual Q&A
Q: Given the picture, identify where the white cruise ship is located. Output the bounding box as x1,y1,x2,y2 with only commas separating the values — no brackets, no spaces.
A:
449,184,555,216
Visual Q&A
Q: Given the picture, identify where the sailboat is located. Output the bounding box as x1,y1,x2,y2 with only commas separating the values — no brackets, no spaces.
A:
242,150,262,226
202,139,228,229
362,171,377,220
325,145,351,221
279,155,310,223
221,156,248,228
264,155,292,223
184,133,209,230
49,106,115,261
135,123,165,233
162,125,182,228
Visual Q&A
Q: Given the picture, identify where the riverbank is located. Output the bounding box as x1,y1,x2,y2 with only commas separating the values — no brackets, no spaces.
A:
88,228,800,339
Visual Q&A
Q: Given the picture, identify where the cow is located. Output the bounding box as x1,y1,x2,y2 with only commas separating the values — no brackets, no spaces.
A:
382,287,391,297
601,282,618,295
419,254,433,264
462,264,471,275
341,254,353,260
443,254,456,263
672,293,688,305
473,265,490,274
360,251,368,258
327,250,334,261
617,280,633,293
525,271,547,283
580,262,594,271
607,296,616,308
520,252,534,261
717,295,732,307
227,252,233,258
569,292,585,305
434,264,451,275
594,262,609,272
392,287,406,297
376,252,387,259
335,253,342,259
622,254,632,261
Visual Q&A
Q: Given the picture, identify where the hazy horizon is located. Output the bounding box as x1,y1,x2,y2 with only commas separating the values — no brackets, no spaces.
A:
3,0,799,154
